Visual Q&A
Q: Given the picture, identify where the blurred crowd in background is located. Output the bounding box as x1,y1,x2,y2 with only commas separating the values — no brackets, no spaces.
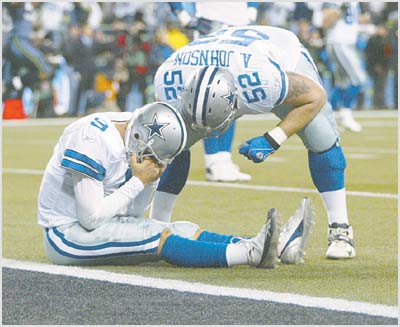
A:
2,2,398,119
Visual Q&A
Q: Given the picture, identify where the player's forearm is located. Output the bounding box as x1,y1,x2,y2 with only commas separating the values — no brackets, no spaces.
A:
74,175,144,230
277,100,323,138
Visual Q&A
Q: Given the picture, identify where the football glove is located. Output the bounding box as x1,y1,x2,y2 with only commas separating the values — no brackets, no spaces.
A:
238,134,279,163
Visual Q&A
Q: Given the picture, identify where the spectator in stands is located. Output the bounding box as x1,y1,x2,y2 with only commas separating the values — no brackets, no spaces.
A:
116,11,153,112
365,23,392,109
63,24,97,116
63,23,114,116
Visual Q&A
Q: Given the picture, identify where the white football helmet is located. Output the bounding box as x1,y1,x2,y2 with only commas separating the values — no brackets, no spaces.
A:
181,66,237,136
124,102,187,164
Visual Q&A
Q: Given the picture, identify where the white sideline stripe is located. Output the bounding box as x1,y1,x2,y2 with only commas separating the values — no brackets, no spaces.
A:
3,168,45,175
2,258,397,319
3,168,397,199
1,110,397,126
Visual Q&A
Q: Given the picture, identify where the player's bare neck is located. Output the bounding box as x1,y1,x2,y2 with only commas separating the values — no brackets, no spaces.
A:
114,122,128,140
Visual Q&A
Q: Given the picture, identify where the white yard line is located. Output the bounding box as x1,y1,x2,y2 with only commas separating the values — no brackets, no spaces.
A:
2,168,397,199
2,258,397,319
186,180,398,199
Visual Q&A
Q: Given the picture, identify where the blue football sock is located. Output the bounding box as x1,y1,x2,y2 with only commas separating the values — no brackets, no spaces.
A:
343,85,361,109
217,122,235,152
203,122,236,154
308,142,346,193
160,234,228,267
330,87,344,110
197,231,241,244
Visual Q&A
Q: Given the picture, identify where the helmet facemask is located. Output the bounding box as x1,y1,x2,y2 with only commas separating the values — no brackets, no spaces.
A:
124,102,187,165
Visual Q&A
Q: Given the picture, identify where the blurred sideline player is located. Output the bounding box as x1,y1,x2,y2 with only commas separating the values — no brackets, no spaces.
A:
3,3,53,116
153,25,355,260
169,2,259,182
322,2,369,132
38,101,313,267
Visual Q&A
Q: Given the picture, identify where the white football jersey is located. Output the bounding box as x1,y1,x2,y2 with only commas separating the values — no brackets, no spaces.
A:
154,26,301,118
38,112,156,228
323,2,360,45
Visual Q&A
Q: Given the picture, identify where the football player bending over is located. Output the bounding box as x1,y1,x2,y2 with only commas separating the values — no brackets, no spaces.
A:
38,102,313,267
153,25,355,260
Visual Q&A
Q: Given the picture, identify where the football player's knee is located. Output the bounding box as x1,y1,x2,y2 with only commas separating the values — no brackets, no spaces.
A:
158,229,173,254
308,143,346,192
170,221,200,239
157,150,190,194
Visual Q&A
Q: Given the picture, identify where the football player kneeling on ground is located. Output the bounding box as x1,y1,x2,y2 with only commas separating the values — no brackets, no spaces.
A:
38,102,313,268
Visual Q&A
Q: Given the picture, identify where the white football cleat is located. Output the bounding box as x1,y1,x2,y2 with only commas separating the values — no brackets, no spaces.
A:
231,162,251,181
326,223,356,259
278,197,314,265
206,158,251,182
335,108,362,132
239,207,279,268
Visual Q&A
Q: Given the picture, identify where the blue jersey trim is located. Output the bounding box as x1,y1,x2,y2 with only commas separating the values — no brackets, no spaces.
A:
301,50,323,85
64,149,106,175
268,58,287,106
61,159,104,181
51,227,161,250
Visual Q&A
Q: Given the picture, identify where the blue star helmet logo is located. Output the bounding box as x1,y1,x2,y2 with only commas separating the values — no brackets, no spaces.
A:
143,114,169,140
223,89,235,107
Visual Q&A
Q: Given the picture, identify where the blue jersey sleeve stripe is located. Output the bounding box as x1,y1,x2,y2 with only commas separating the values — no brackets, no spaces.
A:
52,227,161,250
268,58,288,106
61,159,104,181
64,149,106,175
248,2,259,9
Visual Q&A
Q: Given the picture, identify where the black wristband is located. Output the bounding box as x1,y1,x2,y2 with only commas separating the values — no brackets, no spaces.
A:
263,132,280,150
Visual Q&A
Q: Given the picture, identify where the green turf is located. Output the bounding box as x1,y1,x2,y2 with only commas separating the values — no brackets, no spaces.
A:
2,115,398,306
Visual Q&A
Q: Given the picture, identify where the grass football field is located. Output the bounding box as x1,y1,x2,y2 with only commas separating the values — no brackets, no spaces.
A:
2,111,398,307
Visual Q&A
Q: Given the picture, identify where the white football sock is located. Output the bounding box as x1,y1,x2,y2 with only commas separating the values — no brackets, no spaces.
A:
225,242,249,266
218,151,232,161
149,191,178,222
320,188,349,225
